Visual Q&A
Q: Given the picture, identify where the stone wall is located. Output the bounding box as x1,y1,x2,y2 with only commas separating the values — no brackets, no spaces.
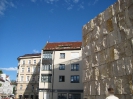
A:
82,0,133,99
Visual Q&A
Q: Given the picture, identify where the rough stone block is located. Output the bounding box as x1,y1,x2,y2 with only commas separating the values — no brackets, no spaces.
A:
114,58,126,76
98,50,106,65
83,82,88,96
115,95,125,99
96,95,106,99
91,26,101,42
113,1,120,15
125,95,133,99
92,52,99,67
100,35,109,50
114,42,125,59
85,67,94,82
83,33,89,47
128,4,133,27
109,46,115,62
125,56,133,75
99,63,113,80
108,30,121,46
89,81,98,95
100,78,114,95
87,96,95,99
87,19,95,33
127,0,133,8
106,18,113,33
103,6,113,21
94,13,103,27
82,44,92,58
114,75,132,94
82,24,88,36
124,40,132,56
119,0,127,11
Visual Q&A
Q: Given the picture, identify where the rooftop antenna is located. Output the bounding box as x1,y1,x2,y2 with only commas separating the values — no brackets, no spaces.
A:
47,36,50,43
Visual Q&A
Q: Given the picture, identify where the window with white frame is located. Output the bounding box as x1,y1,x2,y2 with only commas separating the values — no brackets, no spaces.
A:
20,85,23,90
34,60,36,64
42,65,52,71
28,60,31,64
60,53,65,59
71,52,79,59
71,75,79,83
59,64,65,70
43,52,52,59
27,67,30,72
21,68,24,73
22,60,25,65
21,76,23,82
71,64,79,71
27,76,29,81
41,74,52,82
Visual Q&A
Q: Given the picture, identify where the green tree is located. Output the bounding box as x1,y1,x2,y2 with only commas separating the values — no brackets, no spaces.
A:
0,70,3,74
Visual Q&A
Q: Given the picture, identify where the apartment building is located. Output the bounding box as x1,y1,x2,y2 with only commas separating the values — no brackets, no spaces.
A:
39,42,83,99
16,53,41,99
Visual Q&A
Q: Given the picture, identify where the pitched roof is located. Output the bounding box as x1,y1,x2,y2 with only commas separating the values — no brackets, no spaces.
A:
17,53,41,60
43,41,82,51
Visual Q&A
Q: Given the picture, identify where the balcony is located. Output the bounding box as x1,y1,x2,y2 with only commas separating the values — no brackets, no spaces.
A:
42,58,52,64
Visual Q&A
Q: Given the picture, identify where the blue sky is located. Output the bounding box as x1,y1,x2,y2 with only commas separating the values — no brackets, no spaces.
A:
0,0,117,80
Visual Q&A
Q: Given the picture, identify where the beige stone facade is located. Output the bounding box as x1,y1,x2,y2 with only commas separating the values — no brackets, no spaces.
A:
82,0,133,99
16,53,41,99
39,42,83,99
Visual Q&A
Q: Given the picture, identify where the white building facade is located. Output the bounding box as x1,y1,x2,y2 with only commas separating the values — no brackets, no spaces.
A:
39,42,83,99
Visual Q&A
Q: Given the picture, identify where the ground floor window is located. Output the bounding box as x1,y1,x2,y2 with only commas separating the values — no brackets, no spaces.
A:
58,93,67,99
19,95,22,99
68,94,81,99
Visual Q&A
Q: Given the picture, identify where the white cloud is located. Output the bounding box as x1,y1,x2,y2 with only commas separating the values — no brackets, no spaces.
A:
0,0,15,16
0,67,17,71
93,0,99,5
31,0,37,3
44,0,59,4
67,4,73,10
73,0,79,3
78,4,84,10
33,49,39,53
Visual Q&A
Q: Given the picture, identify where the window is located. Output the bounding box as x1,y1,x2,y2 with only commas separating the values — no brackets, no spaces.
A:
43,52,52,59
22,60,25,65
33,66,36,72
59,76,65,82
34,60,36,64
21,68,24,72
20,85,23,90
27,76,29,81
68,94,81,99
58,93,67,99
38,76,39,81
60,53,65,59
42,65,52,71
29,60,31,64
41,74,52,82
59,64,65,70
32,76,35,81
71,52,79,59
21,76,23,82
32,85,34,90
71,64,79,71
71,75,79,83
27,67,30,72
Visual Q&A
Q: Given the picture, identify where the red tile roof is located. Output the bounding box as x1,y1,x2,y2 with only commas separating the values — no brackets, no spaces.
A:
43,41,82,51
